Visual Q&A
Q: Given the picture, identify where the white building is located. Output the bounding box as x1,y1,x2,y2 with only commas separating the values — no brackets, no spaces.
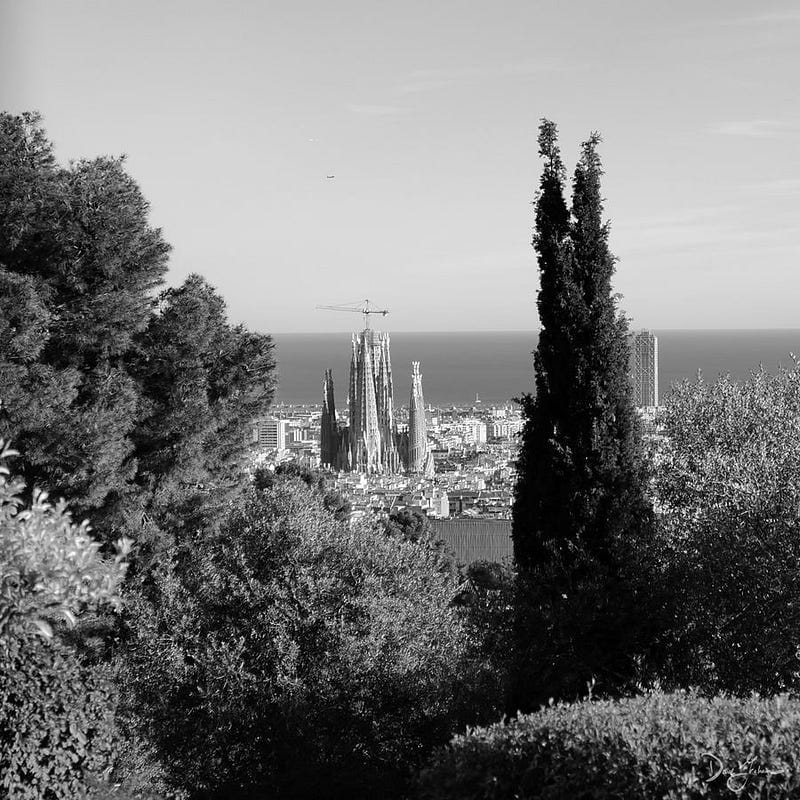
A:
253,418,289,451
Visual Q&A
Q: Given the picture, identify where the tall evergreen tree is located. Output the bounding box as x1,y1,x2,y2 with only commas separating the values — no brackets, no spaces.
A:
130,274,275,539
512,122,650,575
509,123,654,708
0,112,169,519
512,120,574,572
0,113,276,550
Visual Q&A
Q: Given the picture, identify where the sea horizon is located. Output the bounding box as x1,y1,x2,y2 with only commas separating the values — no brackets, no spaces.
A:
271,329,800,407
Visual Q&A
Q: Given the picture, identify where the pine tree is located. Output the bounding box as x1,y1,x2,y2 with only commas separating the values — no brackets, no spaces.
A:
0,113,276,549
130,274,275,537
0,112,170,518
512,122,650,575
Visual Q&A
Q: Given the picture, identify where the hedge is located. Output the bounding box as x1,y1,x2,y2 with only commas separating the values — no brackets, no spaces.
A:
417,691,800,799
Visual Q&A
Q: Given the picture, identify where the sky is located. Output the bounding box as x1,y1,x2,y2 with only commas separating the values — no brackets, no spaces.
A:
2,0,799,333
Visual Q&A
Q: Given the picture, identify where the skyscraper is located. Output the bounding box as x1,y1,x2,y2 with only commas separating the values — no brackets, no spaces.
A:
629,329,658,408
408,361,427,473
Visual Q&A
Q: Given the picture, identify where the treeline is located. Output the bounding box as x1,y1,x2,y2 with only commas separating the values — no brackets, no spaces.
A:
0,113,505,799
4,111,800,800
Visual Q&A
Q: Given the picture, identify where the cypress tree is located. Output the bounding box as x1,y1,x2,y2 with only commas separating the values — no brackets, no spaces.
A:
510,123,654,708
512,120,575,573
512,123,650,575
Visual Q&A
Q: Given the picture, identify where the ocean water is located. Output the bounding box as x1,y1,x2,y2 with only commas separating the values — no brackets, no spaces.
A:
271,330,800,408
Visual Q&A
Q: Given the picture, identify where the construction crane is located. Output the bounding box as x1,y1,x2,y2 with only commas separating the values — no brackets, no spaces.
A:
316,299,389,329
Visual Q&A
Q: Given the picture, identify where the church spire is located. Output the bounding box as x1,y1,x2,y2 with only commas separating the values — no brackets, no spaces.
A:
408,361,428,473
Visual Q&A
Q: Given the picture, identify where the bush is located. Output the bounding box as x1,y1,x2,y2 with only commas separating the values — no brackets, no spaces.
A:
0,635,118,800
652,367,800,693
123,478,489,799
417,691,800,799
508,540,665,713
0,442,128,799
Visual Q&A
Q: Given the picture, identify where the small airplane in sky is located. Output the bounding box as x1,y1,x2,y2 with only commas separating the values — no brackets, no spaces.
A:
326,175,335,179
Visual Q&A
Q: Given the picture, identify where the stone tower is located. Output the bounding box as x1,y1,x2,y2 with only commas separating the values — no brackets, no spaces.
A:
408,361,428,473
320,369,339,469
322,328,403,474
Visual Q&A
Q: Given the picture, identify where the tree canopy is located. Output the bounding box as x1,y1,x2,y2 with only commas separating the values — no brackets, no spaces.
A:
652,366,800,693
512,120,650,575
123,478,480,799
0,111,275,551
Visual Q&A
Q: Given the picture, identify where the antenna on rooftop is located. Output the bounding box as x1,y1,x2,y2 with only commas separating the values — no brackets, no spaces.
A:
316,299,390,329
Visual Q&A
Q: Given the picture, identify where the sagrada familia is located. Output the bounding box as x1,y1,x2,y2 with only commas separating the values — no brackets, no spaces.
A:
320,329,433,475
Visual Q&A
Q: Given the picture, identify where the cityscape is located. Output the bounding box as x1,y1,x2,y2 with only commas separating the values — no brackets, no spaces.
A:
6,2,800,797
251,325,660,553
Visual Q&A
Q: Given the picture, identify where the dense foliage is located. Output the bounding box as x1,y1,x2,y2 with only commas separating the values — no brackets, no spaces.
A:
0,112,168,523
10,109,800,798
0,111,275,548
130,274,275,541
418,691,800,799
122,478,489,799
651,366,800,694
512,122,649,573
0,444,127,799
510,121,653,709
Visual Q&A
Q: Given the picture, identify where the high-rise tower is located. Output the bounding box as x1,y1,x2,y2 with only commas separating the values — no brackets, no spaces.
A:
629,329,658,408
408,361,428,473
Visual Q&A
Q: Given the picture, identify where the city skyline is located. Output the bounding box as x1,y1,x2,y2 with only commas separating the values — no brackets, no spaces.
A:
2,1,799,332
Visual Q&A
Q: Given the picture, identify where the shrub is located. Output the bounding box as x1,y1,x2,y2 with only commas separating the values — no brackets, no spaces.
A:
0,635,118,800
123,478,489,799
417,691,800,799
452,561,516,720
0,442,128,799
653,367,800,693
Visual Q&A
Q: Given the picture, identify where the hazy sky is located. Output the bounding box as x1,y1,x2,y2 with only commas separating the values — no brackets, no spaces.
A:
2,1,799,332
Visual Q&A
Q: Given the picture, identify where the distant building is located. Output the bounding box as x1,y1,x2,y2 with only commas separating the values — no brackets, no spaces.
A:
452,419,487,445
431,490,449,518
408,361,434,475
320,369,339,468
488,419,524,441
349,329,402,472
629,329,658,408
254,417,289,451
320,328,404,474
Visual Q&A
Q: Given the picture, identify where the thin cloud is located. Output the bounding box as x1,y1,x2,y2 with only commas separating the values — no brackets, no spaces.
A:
395,77,454,95
395,60,563,95
728,9,800,25
613,206,785,254
749,178,800,197
346,103,406,116
714,119,798,137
